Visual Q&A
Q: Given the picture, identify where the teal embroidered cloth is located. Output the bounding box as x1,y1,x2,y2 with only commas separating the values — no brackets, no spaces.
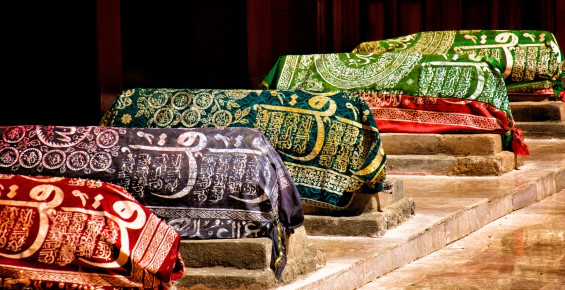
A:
100,88,387,215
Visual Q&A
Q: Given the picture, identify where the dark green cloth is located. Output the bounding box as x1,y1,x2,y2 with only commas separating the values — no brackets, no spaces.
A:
352,30,564,98
100,88,387,212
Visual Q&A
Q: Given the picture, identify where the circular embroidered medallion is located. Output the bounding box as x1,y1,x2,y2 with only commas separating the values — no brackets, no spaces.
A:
97,129,120,148
90,152,112,171
171,92,192,110
180,110,201,127
42,150,66,169
19,148,42,168
2,126,26,143
66,151,90,171
0,147,19,167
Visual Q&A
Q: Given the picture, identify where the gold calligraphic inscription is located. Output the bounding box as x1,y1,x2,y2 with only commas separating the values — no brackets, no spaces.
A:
284,163,365,195
0,184,65,259
253,94,336,162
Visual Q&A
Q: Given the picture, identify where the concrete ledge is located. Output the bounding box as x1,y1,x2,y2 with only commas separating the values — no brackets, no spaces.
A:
509,101,565,122
301,179,403,216
381,133,503,156
303,198,416,237
180,238,271,269
274,140,565,290
515,121,565,138
176,226,326,289
385,151,518,176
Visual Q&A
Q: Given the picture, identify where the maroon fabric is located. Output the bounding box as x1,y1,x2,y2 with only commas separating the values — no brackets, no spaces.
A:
0,174,184,289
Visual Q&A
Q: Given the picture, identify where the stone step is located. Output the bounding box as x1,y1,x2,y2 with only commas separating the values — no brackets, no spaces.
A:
177,267,276,289
303,178,415,237
380,133,521,176
173,179,413,289
508,100,565,138
179,238,272,269
303,198,415,237
273,139,565,290
509,101,565,122
385,151,521,176
176,226,326,289
380,133,504,156
515,121,565,138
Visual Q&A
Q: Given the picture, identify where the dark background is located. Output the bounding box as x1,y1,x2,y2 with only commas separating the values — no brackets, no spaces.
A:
2,0,563,126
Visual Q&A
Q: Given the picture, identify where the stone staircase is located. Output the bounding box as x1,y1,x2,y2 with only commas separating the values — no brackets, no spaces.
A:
170,99,564,289
380,133,521,176
379,99,565,177
175,226,326,289
303,179,415,237
173,179,414,289
510,100,565,138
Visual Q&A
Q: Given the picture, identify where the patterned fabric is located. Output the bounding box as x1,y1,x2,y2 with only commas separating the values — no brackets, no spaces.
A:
261,52,529,156
352,30,564,100
365,94,512,133
0,174,183,290
0,125,304,278
99,88,387,213
261,53,511,118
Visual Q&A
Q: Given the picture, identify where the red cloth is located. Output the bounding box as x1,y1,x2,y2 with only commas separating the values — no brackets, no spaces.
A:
0,174,184,289
362,93,529,156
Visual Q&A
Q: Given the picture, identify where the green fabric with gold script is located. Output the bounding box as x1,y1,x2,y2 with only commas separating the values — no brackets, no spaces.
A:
352,30,564,98
261,52,513,122
100,88,387,213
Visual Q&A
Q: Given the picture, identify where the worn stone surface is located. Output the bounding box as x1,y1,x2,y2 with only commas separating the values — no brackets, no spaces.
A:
381,133,503,156
180,238,271,269
176,226,326,289
514,121,565,138
364,178,404,212
279,139,565,290
174,139,565,290
385,151,518,176
359,190,565,290
303,198,416,237
509,100,565,139
177,268,276,290
509,101,565,122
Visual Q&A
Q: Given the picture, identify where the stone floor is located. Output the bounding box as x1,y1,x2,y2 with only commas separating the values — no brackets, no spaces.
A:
360,188,565,289
274,138,565,290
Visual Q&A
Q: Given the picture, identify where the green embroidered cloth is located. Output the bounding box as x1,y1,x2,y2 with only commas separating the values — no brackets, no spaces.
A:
100,88,387,214
352,30,564,98
261,52,512,120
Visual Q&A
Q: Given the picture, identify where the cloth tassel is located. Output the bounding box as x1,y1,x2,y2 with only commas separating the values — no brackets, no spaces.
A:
511,128,530,157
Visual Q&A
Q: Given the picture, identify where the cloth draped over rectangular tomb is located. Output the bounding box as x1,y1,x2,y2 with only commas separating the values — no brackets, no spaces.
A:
352,30,564,101
0,125,305,279
99,88,387,216
0,174,184,290
261,52,529,156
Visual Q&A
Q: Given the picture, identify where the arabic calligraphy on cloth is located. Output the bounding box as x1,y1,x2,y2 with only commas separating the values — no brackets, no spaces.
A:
0,174,184,289
0,125,305,278
99,88,387,213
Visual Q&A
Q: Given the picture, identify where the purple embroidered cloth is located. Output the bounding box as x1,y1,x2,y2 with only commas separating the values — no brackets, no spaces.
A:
0,125,304,278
